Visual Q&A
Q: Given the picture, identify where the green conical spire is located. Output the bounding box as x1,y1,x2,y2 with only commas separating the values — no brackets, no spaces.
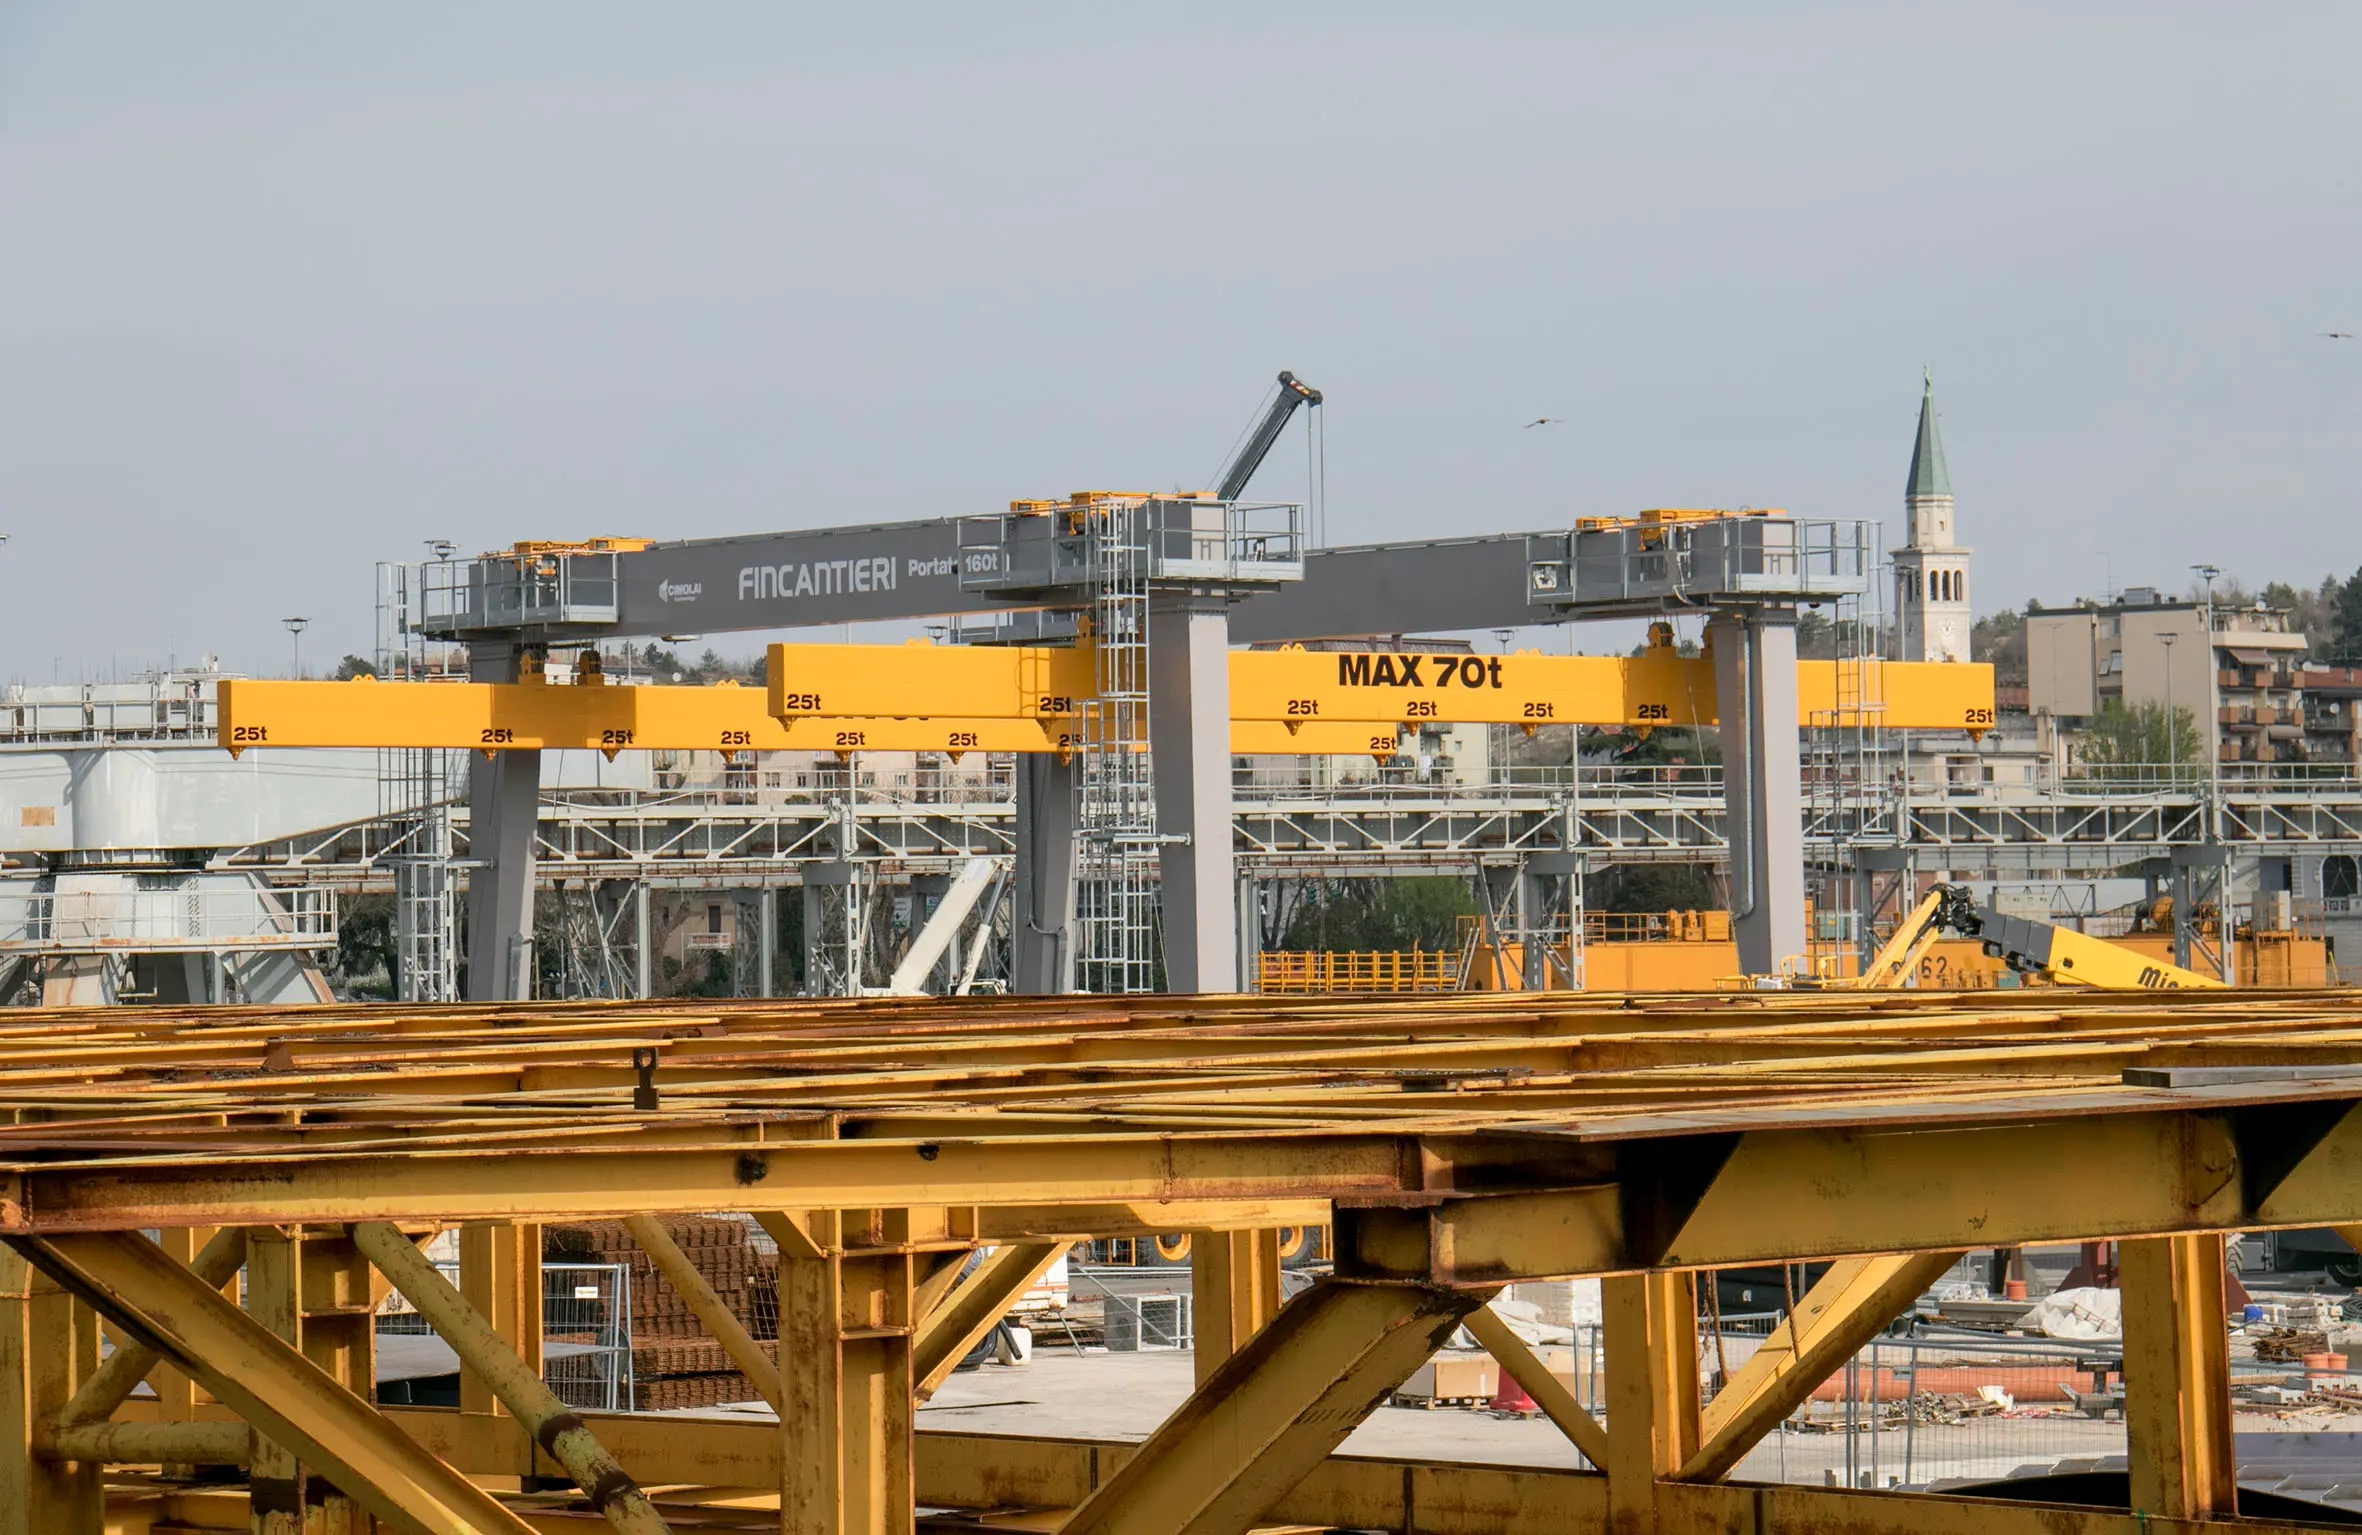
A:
1906,369,1951,500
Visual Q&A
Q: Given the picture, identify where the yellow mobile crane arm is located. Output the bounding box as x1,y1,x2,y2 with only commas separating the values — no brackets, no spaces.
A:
1856,884,2226,991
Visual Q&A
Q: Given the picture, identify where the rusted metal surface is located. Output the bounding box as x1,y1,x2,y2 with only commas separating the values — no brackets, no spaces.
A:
0,989,2351,1232
1,991,2360,1531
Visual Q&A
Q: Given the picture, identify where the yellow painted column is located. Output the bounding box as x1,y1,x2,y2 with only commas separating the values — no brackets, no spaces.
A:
2122,1233,2237,1519
459,1221,542,1421
246,1227,305,1535
300,1231,384,1534
1191,1230,1283,1385
0,1249,100,1534
149,1227,218,1480
779,1213,915,1535
1602,1272,1699,1535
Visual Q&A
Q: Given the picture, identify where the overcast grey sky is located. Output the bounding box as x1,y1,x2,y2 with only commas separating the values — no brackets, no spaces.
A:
1,4,2356,678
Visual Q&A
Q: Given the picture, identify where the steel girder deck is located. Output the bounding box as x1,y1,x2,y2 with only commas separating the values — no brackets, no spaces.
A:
4,989,2362,1532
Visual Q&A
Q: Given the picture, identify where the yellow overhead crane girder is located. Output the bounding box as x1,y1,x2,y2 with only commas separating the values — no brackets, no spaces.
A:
768,641,1998,732
217,641,1993,759
768,641,1098,721
216,678,1404,759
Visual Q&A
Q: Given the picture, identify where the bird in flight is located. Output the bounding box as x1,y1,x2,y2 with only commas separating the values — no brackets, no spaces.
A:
1524,418,1563,428
2325,331,2355,340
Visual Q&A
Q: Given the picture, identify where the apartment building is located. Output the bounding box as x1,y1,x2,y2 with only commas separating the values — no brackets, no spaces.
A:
2025,590,2315,765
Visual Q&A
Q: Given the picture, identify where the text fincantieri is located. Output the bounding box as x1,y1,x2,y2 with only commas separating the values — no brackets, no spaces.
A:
736,556,898,601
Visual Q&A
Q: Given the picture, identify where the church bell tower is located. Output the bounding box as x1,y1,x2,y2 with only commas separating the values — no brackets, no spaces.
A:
1893,372,1971,663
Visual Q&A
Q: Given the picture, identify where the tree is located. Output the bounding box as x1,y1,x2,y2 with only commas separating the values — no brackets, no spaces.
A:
1593,864,1716,914
2186,574,2254,608
1971,608,2027,687
2332,566,2362,664
332,893,398,998
2075,700,2202,785
1794,611,1833,659
1584,725,1721,766
332,654,377,680
1276,878,1477,952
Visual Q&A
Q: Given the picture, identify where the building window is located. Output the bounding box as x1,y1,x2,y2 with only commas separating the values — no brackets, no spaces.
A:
706,904,724,935
2327,857,2359,901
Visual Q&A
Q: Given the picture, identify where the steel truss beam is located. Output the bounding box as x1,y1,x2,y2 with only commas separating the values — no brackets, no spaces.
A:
1461,1302,1611,1469
215,775,2362,894
2122,1233,2237,1519
7,1230,534,1535
1190,1228,1283,1385
912,1240,1066,1400
1058,1277,1493,1535
3,995,2362,1531
624,1213,783,1411
1680,1250,1963,1481
779,1217,916,1535
1336,1099,2362,1282
353,1220,668,1533
26,1098,2356,1271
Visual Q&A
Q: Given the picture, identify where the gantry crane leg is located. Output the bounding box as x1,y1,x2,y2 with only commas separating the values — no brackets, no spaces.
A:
1148,593,1240,993
1709,614,1807,975
465,641,543,1002
1012,753,1079,995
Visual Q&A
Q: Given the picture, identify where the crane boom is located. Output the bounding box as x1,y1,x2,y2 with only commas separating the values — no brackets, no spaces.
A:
1215,371,1322,502
1854,883,2226,991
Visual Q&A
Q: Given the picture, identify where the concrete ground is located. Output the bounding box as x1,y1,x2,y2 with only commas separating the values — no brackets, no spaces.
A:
917,1347,2190,1488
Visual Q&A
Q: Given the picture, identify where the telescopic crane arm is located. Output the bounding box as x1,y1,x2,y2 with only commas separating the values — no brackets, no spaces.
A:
1215,370,1322,501
1855,883,2226,991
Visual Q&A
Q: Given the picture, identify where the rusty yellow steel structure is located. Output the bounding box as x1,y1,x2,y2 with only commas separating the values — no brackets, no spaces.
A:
4,988,2362,1531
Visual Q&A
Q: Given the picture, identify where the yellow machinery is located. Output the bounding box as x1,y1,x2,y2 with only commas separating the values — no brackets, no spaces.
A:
1856,884,2226,991
1276,898,2305,994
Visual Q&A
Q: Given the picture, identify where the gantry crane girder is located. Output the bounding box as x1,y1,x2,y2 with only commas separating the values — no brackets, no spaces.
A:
216,678,1402,758
401,476,1894,996
772,642,1991,731
1222,646,1994,730
217,648,1993,755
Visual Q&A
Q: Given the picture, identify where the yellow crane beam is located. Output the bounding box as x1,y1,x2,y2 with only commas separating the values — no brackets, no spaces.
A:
217,679,1403,758
769,641,1096,721
766,642,1996,731
219,640,1992,757
1227,648,1994,730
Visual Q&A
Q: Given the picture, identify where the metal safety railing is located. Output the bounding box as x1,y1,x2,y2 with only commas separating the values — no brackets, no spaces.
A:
0,885,336,953
1550,1308,2130,1491
376,1260,635,1413
1256,949,1461,993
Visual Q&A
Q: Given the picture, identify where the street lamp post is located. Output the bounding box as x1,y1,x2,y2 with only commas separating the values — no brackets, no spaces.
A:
2191,564,2223,812
2159,632,2180,787
282,616,311,680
